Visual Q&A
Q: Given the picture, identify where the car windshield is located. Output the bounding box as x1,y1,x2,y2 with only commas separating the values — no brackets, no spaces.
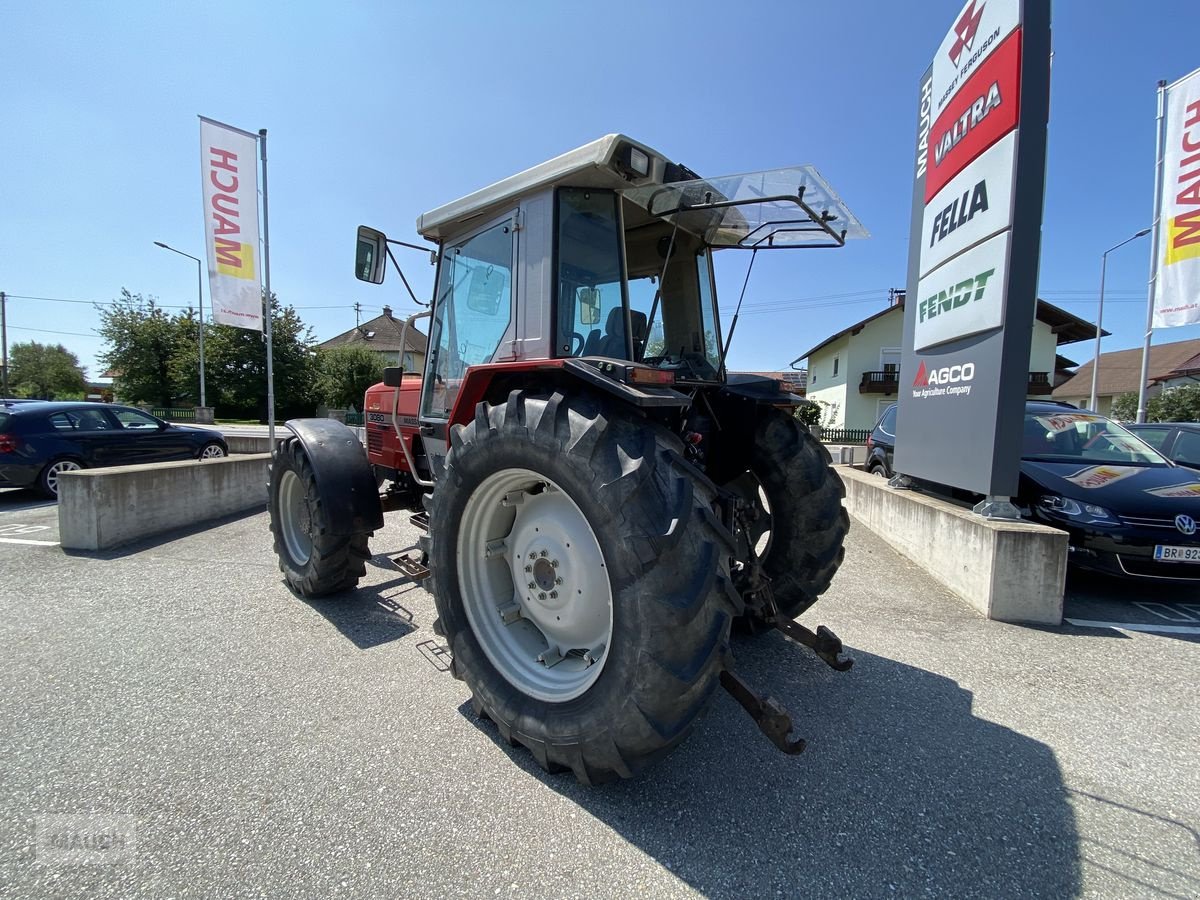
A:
1021,411,1169,466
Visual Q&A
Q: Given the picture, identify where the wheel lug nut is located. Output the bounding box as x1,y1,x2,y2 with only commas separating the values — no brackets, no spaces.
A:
528,582,536,590
549,591,558,599
528,552,536,560
551,560,559,568
555,577,563,585
540,550,548,557
538,592,547,601
524,565,532,573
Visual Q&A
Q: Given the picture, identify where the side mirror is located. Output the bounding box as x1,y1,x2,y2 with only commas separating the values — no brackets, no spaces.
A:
578,287,601,326
355,226,388,284
466,265,504,315
383,366,403,387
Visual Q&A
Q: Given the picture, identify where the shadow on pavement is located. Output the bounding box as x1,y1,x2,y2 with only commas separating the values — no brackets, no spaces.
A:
465,634,1082,898
0,488,55,513
296,571,419,650
1063,569,1200,644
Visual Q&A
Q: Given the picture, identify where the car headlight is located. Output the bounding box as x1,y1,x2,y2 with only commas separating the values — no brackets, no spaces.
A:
1038,495,1117,523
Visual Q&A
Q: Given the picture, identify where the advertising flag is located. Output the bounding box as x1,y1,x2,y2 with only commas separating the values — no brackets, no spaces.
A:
200,117,262,331
1153,67,1200,328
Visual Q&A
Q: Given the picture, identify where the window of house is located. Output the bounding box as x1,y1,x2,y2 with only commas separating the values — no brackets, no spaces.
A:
833,356,839,376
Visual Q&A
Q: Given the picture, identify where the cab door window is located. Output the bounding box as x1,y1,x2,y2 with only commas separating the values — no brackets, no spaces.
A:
422,216,516,419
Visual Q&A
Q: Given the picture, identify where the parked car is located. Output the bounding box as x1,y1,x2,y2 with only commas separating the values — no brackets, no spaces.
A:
1124,422,1200,471
866,404,896,477
868,401,1200,581
0,403,228,498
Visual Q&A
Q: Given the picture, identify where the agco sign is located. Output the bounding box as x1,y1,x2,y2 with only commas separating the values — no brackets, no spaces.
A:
911,360,977,400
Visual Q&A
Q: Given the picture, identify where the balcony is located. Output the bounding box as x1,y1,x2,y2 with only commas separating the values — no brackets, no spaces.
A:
859,369,900,394
1027,372,1053,396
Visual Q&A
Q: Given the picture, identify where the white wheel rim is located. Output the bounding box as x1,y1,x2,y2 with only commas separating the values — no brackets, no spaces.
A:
46,460,81,495
201,444,225,459
458,468,613,702
278,469,313,565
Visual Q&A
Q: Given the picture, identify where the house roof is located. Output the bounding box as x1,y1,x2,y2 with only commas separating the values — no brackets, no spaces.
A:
1055,353,1078,370
1053,337,1200,399
318,307,429,355
1154,350,1200,382
790,297,1102,366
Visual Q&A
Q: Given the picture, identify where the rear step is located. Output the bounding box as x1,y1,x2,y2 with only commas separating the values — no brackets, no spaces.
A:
409,512,430,532
390,553,430,581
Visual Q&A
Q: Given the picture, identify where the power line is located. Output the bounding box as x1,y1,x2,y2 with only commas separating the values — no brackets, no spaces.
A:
8,324,98,338
4,293,358,311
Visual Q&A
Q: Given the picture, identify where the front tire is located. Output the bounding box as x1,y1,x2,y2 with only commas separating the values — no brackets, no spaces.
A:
728,409,849,620
268,436,370,597
198,441,227,460
39,458,83,499
426,390,740,783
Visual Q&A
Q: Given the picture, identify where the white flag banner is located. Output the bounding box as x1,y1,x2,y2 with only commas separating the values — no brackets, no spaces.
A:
1154,67,1200,328
200,117,263,331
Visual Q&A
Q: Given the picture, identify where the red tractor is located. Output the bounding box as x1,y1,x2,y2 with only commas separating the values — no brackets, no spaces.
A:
269,135,867,782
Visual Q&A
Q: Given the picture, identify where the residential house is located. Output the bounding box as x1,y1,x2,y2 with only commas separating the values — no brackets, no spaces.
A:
1149,349,1200,391
1052,337,1200,416
318,305,429,372
794,296,1098,431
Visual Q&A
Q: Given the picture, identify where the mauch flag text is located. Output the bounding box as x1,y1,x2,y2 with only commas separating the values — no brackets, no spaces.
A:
200,117,262,331
1154,68,1200,328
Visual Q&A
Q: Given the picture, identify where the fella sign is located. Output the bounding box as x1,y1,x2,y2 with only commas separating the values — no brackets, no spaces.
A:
894,0,1051,498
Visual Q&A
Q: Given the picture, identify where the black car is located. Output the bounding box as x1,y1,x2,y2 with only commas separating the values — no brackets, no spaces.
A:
1123,422,1200,471
0,402,228,497
867,401,1200,581
866,404,897,477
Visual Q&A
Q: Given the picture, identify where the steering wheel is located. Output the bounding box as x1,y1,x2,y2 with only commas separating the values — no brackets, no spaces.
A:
569,332,585,356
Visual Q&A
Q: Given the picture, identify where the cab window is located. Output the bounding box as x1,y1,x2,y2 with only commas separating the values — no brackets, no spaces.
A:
556,188,627,359
423,216,515,419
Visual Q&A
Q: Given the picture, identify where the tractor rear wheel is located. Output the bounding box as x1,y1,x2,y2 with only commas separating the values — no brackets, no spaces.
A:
426,390,740,783
268,436,371,597
727,408,848,621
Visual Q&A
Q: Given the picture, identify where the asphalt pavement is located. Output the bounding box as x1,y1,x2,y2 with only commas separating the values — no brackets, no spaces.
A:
0,489,1196,898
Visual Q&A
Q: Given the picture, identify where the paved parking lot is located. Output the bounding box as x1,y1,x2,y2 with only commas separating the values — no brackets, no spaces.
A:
0,489,1196,898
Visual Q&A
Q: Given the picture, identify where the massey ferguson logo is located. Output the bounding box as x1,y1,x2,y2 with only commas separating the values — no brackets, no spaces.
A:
912,360,976,399
949,1,986,67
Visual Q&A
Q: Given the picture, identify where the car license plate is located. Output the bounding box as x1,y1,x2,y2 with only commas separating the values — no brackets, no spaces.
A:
1154,545,1200,563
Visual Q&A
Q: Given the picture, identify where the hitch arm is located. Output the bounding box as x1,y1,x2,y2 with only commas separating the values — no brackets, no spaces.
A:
720,670,806,755
774,620,854,672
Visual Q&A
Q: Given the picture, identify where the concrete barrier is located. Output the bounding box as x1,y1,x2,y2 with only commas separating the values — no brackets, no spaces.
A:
58,454,272,551
838,466,1067,625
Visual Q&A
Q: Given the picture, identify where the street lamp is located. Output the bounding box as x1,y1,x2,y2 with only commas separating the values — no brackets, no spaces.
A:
1088,228,1151,413
154,241,207,408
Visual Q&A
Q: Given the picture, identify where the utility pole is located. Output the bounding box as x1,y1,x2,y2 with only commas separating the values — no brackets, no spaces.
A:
354,301,362,329
0,291,8,397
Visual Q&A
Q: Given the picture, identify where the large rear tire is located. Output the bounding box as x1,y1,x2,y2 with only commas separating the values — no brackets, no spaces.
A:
728,409,848,620
268,436,371,597
426,390,740,783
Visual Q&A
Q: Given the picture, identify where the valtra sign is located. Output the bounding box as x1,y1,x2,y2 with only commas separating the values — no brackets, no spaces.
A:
896,0,1050,498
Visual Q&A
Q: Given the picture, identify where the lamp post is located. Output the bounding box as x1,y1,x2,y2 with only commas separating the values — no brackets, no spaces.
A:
1088,228,1151,413
154,241,206,408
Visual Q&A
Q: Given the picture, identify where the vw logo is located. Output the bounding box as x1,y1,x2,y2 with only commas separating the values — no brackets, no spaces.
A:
1176,514,1197,536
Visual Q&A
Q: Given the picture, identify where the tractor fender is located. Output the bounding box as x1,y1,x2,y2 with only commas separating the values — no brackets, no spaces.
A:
282,418,384,534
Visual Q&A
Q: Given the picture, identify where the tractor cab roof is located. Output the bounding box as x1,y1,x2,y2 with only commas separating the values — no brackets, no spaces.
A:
416,134,869,251
416,134,672,241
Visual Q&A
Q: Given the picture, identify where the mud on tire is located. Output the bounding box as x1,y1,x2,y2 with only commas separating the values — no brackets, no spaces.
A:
733,409,849,620
426,390,741,784
268,436,371,597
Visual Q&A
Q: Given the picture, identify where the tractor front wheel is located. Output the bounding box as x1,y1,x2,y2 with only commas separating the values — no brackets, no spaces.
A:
727,409,849,621
268,436,371,597
426,390,740,783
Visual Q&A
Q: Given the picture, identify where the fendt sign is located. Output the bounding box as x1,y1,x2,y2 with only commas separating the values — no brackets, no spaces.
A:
895,0,1051,499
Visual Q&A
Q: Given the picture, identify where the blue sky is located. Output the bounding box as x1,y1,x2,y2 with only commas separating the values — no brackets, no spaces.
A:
2,0,1198,384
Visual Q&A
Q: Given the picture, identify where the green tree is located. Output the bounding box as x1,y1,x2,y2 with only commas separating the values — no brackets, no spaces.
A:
314,345,384,410
201,296,317,420
1150,384,1200,422
97,290,187,407
1110,392,1138,421
8,341,87,399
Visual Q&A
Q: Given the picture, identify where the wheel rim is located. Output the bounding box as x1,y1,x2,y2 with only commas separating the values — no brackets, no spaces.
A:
458,468,613,703
729,471,773,559
46,460,81,495
201,444,226,459
278,469,313,565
